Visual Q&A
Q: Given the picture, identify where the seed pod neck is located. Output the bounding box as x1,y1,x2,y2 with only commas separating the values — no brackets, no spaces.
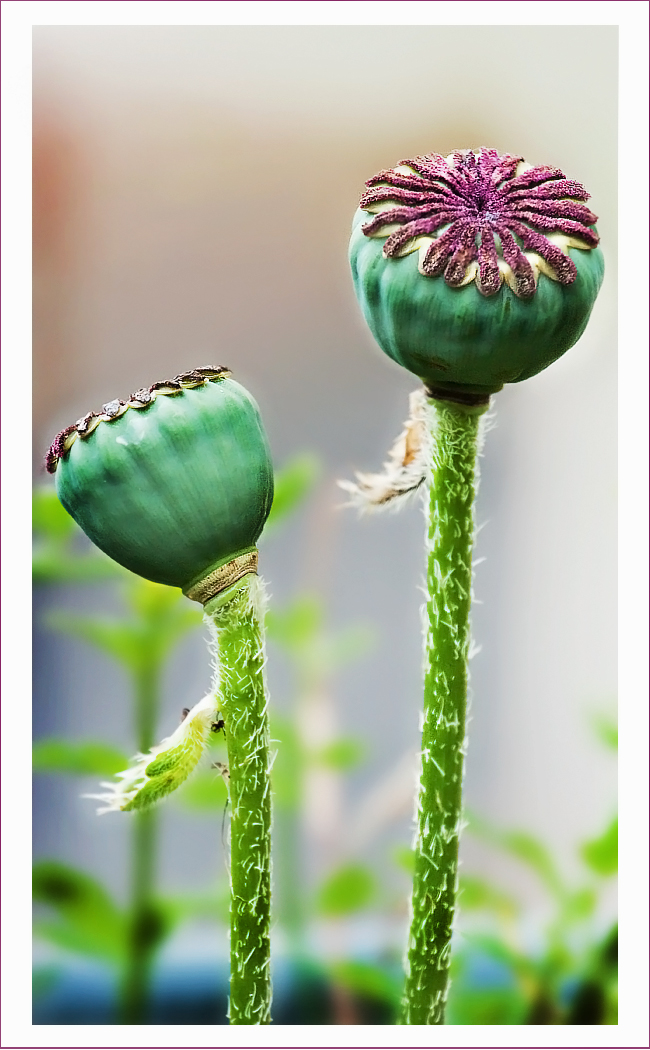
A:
424,383,491,411
185,548,259,609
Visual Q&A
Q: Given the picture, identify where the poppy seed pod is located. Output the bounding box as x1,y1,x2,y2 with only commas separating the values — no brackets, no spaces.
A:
47,368,274,600
349,148,604,398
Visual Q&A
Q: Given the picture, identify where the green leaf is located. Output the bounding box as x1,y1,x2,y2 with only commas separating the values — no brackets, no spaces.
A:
498,831,564,897
462,932,537,983
174,768,229,810
45,600,201,672
32,739,129,777
32,965,63,999
264,454,320,531
160,886,231,926
32,488,76,539
563,886,598,921
266,597,374,687
266,596,323,650
592,712,618,751
316,864,376,916
446,981,529,1026
392,845,416,875
458,874,519,920
328,959,402,1006
124,577,198,623
581,817,618,877
32,545,127,584
319,624,375,673
33,861,126,961
466,812,564,899
270,714,304,809
45,613,150,670
317,737,365,770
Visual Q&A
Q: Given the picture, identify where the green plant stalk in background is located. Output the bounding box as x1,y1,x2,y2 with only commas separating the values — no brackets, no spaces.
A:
205,575,271,1025
120,810,157,1023
400,397,487,1025
119,666,159,1024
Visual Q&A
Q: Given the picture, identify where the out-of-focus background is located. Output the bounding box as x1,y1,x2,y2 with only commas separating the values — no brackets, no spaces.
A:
32,25,617,1024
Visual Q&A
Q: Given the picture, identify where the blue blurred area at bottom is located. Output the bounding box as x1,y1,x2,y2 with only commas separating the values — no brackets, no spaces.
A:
33,958,359,1025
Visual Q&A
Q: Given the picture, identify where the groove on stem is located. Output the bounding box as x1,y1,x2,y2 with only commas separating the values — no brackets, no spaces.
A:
206,575,272,1025
400,396,487,1025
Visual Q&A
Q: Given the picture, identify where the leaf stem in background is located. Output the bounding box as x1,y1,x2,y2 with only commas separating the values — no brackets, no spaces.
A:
400,397,487,1025
119,809,158,1023
119,664,160,1023
205,575,272,1025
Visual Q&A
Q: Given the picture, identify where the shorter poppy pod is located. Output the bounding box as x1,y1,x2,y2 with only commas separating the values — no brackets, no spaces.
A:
349,148,605,397
48,368,274,597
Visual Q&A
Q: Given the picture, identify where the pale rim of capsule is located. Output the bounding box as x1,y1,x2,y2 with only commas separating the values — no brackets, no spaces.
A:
45,366,232,474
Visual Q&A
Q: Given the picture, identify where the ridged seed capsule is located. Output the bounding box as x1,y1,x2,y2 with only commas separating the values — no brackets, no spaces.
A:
349,148,604,399
47,367,274,602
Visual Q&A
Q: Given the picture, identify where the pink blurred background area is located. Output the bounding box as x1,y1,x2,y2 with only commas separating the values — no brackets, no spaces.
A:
33,24,617,965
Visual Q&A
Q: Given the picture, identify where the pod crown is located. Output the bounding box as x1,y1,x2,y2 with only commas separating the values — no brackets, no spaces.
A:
360,148,599,298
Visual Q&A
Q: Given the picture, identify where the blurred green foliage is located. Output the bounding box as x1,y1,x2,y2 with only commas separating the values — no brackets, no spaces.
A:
34,457,375,1020
32,472,617,1025
32,487,127,583
263,453,320,533
328,959,402,1009
33,861,128,962
581,817,618,877
46,582,203,676
592,711,618,752
316,865,376,917
32,739,129,777
264,585,375,959
443,769,618,1025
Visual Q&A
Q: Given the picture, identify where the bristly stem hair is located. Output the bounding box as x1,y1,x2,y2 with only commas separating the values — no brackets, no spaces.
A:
399,396,487,1025
205,574,272,1025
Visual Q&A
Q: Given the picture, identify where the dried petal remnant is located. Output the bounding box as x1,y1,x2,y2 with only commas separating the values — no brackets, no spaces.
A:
360,149,599,298
339,389,431,510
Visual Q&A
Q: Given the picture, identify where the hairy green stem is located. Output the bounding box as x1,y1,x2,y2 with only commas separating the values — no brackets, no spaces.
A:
400,397,487,1025
206,575,272,1025
119,666,160,1024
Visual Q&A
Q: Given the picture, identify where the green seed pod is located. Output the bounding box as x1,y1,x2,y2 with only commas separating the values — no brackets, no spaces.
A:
47,368,274,597
349,149,604,397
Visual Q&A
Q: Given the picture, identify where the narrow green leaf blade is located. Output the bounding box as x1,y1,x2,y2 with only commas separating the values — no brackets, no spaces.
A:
45,612,146,670
466,811,565,898
458,874,520,919
32,861,125,960
264,454,320,531
33,545,127,584
592,712,618,751
393,845,416,875
581,817,618,877
329,960,402,1006
317,737,365,770
32,488,76,539
266,595,322,649
316,864,376,916
173,768,229,810
33,739,129,777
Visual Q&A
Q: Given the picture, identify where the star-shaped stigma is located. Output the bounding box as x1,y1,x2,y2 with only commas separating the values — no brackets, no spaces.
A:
360,149,599,298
